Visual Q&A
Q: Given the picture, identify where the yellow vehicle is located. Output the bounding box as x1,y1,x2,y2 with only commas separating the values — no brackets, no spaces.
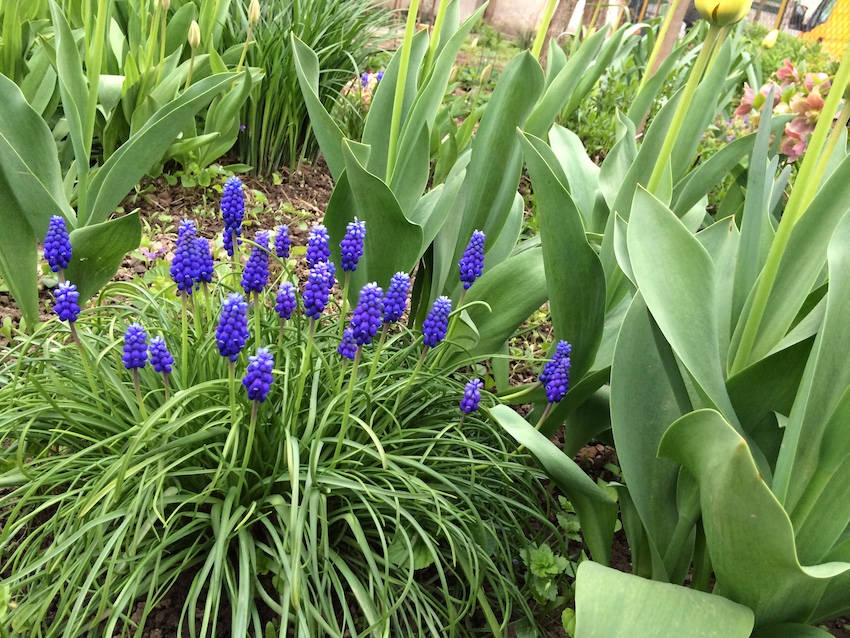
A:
797,0,850,59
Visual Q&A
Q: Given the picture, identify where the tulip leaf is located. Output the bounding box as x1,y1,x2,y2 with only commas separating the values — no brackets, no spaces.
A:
751,624,833,638
548,125,601,229
574,561,754,638
64,213,142,303
0,173,39,328
86,73,237,226
490,404,617,565
610,294,691,577
658,409,850,625
519,130,605,383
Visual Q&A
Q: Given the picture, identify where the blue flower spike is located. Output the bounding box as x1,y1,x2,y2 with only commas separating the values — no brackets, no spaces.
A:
54,281,80,323
340,218,366,272
349,283,384,347
275,282,297,321
422,296,452,349
44,216,73,277
383,272,411,324
221,176,245,258
195,237,215,288
170,220,202,294
242,348,274,403
149,335,175,398
216,293,250,362
122,324,148,370
541,340,571,404
274,225,291,260
338,329,357,361
460,378,483,414
303,261,336,321
458,230,485,290
306,224,330,267
242,230,271,297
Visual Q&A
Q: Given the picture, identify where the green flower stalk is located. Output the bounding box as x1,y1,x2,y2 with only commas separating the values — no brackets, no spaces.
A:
532,0,560,60
185,20,201,90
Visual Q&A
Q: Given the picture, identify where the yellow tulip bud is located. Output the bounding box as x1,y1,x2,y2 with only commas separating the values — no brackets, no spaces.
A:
694,0,754,26
188,20,201,49
762,29,779,48
248,0,260,25
161,0,169,10
480,63,493,85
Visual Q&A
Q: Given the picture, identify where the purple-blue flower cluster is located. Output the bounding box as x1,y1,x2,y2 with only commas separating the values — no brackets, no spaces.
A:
340,218,366,272
171,220,202,293
338,329,357,360
460,378,483,413
44,216,73,273
458,230,485,290
306,224,330,267
383,272,411,324
148,336,174,374
54,282,80,323
242,231,270,295
221,177,245,257
349,283,383,346
541,340,571,404
303,261,335,320
216,293,250,362
122,324,148,370
423,296,452,348
242,348,274,402
274,225,291,260
196,238,214,285
275,282,297,321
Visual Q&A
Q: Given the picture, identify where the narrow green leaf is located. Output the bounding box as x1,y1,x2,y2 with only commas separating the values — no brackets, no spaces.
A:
490,404,618,565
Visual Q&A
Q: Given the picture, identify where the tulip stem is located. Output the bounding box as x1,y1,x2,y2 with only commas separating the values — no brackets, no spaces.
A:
532,0,560,60
387,0,420,181
646,24,720,195
639,0,682,90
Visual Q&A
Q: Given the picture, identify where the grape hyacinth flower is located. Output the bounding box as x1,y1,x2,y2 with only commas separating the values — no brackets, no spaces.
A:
195,237,214,287
340,218,366,272
122,323,148,370
422,296,452,348
542,340,571,404
306,224,330,267
170,220,202,294
275,282,297,321
338,329,357,360
460,378,484,414
274,225,291,260
221,176,245,257
383,272,411,324
303,261,336,321
242,348,274,402
54,281,80,323
216,293,250,362
242,230,270,295
148,336,174,374
44,216,73,275
349,283,383,346
458,230,485,290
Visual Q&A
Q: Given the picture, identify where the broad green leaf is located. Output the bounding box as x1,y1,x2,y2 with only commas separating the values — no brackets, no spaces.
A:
361,29,429,180
628,188,737,423
86,73,235,225
291,35,347,182
0,173,38,327
49,1,89,173
548,125,600,229
659,409,850,625
198,67,256,166
598,112,637,212
520,131,605,383
574,561,754,638
388,122,430,216
751,624,833,638
446,246,548,362
626,40,687,127
0,73,74,234
490,405,618,565
64,213,142,303
744,152,850,364
778,212,850,547
610,294,691,578
409,151,470,252
330,141,423,292
696,217,739,362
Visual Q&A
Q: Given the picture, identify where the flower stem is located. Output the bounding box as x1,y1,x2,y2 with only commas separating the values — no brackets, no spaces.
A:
238,400,259,496
133,369,148,421
498,381,542,403
365,324,389,392
395,347,428,410
253,291,262,350
294,319,316,411
386,0,421,181
70,322,99,398
639,0,682,90
332,348,362,465
423,0,450,72
534,403,553,431
339,271,351,338
181,293,188,389
646,24,721,194
432,289,465,370
228,361,238,465
531,0,560,60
